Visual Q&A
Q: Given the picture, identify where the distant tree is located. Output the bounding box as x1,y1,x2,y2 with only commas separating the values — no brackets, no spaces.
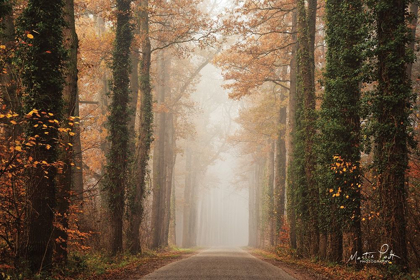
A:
104,0,133,256
151,51,171,249
18,0,66,273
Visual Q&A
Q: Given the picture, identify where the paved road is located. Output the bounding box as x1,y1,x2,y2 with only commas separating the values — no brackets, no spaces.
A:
141,247,297,279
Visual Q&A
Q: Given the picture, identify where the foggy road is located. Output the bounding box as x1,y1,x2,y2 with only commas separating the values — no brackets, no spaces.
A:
141,247,296,279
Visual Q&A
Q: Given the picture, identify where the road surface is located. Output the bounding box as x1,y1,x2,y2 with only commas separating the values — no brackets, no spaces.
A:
141,247,297,279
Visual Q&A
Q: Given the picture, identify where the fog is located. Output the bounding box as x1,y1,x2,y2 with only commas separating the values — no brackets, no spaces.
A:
175,63,249,247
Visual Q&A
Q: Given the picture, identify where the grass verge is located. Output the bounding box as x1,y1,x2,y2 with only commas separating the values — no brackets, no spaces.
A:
247,247,420,280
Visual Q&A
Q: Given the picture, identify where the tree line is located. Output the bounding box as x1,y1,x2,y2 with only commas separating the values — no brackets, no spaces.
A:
217,0,420,275
1,0,420,278
0,0,218,277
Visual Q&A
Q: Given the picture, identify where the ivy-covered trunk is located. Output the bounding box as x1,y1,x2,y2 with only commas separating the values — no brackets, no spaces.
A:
0,1,18,117
152,51,169,249
18,0,65,273
320,0,364,263
370,0,413,272
104,0,132,256
287,9,298,250
126,0,152,254
292,0,318,257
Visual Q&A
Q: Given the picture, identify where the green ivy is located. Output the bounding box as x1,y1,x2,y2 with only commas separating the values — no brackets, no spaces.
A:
103,0,133,256
17,0,66,273
317,0,366,262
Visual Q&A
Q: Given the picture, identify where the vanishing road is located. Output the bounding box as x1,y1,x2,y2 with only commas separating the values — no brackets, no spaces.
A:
142,247,297,279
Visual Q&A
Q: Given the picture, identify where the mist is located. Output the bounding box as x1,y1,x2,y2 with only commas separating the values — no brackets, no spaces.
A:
173,63,249,248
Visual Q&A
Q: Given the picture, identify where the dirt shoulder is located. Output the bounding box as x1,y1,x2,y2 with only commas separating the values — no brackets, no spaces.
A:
246,248,330,280
81,249,198,280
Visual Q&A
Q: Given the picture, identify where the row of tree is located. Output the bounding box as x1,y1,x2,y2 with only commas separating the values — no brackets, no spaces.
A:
0,0,220,276
218,0,419,273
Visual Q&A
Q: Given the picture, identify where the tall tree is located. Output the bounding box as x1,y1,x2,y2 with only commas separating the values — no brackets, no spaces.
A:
367,0,414,271
126,0,153,254
104,0,133,256
274,78,287,246
18,0,65,273
290,0,318,257
151,51,170,249
319,0,364,263
287,9,298,250
55,0,79,264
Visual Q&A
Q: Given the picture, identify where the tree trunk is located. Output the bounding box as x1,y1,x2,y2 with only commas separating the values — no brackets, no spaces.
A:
182,144,193,247
55,0,79,264
268,141,275,247
248,163,258,247
152,51,168,249
126,0,153,254
164,111,175,245
0,6,19,116
287,9,298,251
20,0,65,273
105,0,133,256
406,2,418,79
372,0,412,271
295,0,318,257
275,85,287,246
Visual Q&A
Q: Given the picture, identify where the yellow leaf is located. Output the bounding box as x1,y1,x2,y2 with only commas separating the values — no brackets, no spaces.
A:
329,189,333,193
69,132,75,136
46,144,51,150
340,206,345,209
27,34,34,39
10,120,17,125
15,146,22,151
68,143,73,146
0,45,6,49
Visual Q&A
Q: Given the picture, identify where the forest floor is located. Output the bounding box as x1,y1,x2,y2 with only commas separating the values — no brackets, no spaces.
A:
66,248,199,280
247,248,329,280
248,247,420,280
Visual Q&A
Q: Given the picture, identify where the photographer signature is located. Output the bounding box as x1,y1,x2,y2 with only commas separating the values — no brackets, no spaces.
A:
348,244,400,264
